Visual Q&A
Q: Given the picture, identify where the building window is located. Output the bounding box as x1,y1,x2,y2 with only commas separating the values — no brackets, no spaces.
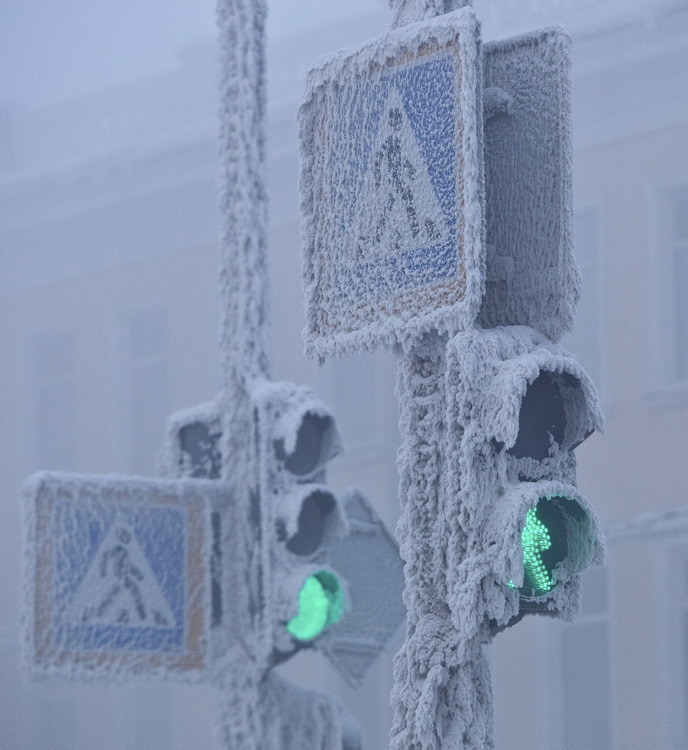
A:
667,186,688,381
563,208,604,394
125,307,170,475
30,329,76,471
559,564,611,750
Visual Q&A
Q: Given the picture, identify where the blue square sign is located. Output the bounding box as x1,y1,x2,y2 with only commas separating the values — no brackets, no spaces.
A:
24,473,224,679
300,8,484,358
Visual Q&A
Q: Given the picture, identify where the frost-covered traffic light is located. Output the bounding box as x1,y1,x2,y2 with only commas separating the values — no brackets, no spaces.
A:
160,382,405,702
253,381,349,656
444,326,606,633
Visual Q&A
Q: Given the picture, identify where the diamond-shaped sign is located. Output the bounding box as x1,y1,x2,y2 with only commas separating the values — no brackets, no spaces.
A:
321,488,406,687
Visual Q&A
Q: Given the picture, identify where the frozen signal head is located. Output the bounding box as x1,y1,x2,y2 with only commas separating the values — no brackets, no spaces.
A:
276,485,344,559
445,326,605,635
253,381,348,659
495,486,603,607
270,397,342,483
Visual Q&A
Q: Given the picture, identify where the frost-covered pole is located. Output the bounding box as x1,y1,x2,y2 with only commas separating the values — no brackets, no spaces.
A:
391,339,494,750
388,1,494,748
214,4,361,749
215,1,270,747
217,0,270,388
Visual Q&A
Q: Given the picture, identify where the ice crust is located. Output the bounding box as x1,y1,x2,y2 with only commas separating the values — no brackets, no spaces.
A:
390,327,605,749
300,7,485,361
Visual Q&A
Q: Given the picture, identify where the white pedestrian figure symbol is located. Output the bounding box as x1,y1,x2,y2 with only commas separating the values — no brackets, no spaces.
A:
353,87,450,260
95,527,147,623
75,525,172,627
71,520,175,627
371,106,423,245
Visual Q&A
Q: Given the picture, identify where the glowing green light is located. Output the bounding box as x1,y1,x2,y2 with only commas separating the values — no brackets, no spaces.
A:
508,499,569,598
521,508,555,594
286,571,344,641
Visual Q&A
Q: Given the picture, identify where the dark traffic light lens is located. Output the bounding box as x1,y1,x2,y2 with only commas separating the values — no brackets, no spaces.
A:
511,497,568,597
285,489,336,556
508,372,566,460
274,413,335,476
286,570,344,641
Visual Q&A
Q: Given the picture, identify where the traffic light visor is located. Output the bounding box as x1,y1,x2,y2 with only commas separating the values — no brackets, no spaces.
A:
286,570,344,641
485,352,604,457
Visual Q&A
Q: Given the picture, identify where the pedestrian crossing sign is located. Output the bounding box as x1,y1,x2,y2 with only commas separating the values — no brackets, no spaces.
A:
23,472,225,679
300,8,484,359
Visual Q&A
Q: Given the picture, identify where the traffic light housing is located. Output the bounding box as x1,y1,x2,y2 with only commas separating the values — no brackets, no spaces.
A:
444,325,605,634
252,380,349,658
160,383,405,680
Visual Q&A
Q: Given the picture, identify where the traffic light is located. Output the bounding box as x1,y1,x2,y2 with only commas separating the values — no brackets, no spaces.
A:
160,383,406,747
159,397,223,480
444,326,606,633
161,385,405,673
253,381,349,659
159,385,349,658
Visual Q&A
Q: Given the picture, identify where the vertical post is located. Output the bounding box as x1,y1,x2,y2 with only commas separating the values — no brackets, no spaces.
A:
386,2,494,747
215,1,270,748
217,0,270,389
391,337,493,749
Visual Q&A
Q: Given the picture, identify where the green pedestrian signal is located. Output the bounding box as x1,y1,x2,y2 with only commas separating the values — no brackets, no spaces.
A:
286,571,345,641
257,384,348,658
445,326,606,631
508,498,569,597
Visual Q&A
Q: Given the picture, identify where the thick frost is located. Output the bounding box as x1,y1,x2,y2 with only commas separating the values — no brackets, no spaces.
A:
443,326,605,632
479,27,579,342
213,1,273,745
300,7,485,360
391,335,495,749
389,0,473,29
391,327,605,749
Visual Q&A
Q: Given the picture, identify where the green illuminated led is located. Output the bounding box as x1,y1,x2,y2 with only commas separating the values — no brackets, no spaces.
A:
508,499,569,597
286,571,344,641
521,508,554,594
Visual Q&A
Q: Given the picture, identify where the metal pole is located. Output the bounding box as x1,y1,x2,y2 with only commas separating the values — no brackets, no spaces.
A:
215,1,270,747
391,336,494,749
217,0,270,389
386,2,495,747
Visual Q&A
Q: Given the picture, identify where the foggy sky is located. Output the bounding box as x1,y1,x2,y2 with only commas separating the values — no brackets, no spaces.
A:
0,0,387,107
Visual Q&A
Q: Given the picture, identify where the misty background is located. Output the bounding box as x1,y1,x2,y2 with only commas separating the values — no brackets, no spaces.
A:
1,0,688,747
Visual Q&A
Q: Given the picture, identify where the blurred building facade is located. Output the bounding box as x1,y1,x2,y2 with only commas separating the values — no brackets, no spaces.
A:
1,1,688,747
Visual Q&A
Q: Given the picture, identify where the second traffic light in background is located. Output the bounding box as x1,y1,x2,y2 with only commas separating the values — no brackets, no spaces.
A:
253,381,348,655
